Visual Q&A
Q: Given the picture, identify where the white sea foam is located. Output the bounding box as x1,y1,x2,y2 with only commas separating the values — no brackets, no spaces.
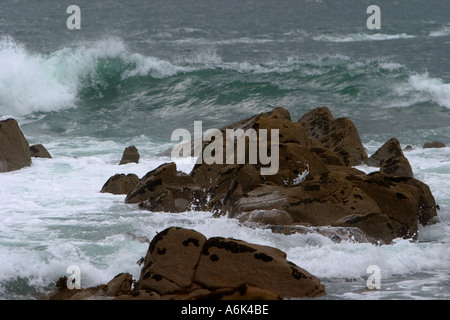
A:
429,26,450,37
313,33,416,43
408,73,450,109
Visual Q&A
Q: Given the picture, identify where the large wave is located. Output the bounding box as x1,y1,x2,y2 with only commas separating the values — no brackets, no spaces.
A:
0,36,193,117
2,36,450,120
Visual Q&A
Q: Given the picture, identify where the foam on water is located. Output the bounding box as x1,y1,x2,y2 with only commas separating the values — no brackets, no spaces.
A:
429,25,450,37
313,33,416,43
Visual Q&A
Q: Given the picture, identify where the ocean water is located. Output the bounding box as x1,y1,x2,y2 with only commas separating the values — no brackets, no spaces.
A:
0,0,449,300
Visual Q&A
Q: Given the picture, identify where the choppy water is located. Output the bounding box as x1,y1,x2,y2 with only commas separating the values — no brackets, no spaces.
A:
0,0,449,299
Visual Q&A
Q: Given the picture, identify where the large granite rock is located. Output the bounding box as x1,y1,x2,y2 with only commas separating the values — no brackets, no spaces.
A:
115,107,438,244
0,118,31,172
47,227,324,300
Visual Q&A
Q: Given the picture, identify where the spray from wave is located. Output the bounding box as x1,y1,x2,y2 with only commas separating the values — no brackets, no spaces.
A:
0,36,192,117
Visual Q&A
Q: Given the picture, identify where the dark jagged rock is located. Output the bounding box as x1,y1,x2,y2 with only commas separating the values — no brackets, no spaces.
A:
119,145,140,165
380,156,413,178
367,138,413,177
29,144,52,159
367,138,404,167
0,118,31,172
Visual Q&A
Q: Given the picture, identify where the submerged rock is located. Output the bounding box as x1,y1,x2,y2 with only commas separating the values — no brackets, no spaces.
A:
0,118,31,172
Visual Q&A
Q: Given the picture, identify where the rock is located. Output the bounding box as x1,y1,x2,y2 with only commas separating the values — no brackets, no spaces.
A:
195,284,281,300
48,273,133,300
136,227,208,294
348,172,436,240
101,173,140,195
243,209,295,226
367,138,404,167
105,273,133,296
0,118,31,172
380,156,413,178
298,107,368,166
193,235,325,298
125,107,438,244
423,141,446,149
135,227,325,299
404,145,413,151
366,138,413,177
29,144,52,158
119,145,140,165
125,162,203,212
48,227,325,300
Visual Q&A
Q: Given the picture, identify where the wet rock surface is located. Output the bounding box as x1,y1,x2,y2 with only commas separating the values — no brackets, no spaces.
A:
104,107,438,244
47,227,324,300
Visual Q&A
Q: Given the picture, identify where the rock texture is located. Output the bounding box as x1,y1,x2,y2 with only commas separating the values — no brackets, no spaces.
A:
367,137,413,178
0,118,31,172
29,144,52,159
109,107,438,244
298,106,368,166
101,173,140,195
47,227,324,300
119,146,140,165
423,141,446,149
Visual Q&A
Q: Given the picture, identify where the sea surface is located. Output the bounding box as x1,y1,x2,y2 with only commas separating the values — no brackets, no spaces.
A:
0,0,449,300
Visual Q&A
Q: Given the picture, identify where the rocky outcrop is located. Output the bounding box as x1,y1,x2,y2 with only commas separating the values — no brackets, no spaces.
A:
29,144,52,159
101,173,140,195
0,118,31,172
116,107,438,244
298,107,368,166
367,138,413,178
119,146,140,165
48,227,324,300
423,141,446,149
